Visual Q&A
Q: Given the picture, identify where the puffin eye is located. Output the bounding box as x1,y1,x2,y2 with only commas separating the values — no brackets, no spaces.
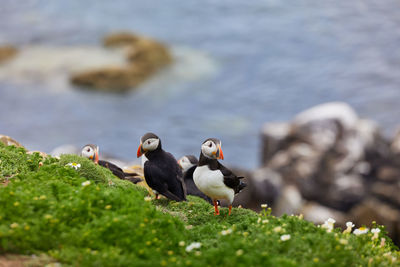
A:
147,140,151,145
87,148,90,152
209,143,212,148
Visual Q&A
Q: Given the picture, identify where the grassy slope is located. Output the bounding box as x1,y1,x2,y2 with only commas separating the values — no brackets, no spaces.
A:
0,143,399,266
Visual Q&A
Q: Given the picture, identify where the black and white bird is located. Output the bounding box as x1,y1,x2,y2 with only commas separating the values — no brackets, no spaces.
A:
193,138,246,215
137,133,186,201
81,144,142,184
178,155,213,204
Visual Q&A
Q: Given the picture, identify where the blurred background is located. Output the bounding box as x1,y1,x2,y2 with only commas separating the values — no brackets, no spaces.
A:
1,0,400,169
1,0,400,243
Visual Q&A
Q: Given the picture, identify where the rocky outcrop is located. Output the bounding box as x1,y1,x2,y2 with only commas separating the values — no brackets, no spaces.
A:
70,32,172,92
251,102,400,244
0,135,24,148
0,46,17,63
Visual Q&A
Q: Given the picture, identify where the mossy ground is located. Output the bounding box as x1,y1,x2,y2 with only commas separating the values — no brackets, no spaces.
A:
0,143,399,266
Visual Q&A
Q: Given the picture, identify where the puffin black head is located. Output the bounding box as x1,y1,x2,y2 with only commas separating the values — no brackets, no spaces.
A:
81,144,99,163
201,138,224,160
178,155,198,172
137,132,161,158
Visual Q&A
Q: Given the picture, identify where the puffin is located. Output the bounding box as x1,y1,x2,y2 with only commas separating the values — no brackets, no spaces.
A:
193,138,246,215
137,133,186,201
178,155,213,204
81,144,142,184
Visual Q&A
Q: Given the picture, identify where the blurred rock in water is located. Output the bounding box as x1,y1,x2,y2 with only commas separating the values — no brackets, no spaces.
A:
0,46,125,88
70,32,172,92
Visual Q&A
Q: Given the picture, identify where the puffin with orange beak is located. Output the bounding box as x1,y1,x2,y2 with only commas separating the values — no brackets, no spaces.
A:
193,138,246,215
81,144,142,184
137,133,186,201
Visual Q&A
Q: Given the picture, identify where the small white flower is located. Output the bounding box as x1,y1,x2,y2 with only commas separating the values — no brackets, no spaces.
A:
66,162,81,170
185,242,201,252
280,234,291,241
261,204,268,209
353,227,369,235
144,196,152,202
179,241,185,247
81,180,91,187
321,218,335,233
339,238,348,245
371,228,381,234
262,219,269,224
343,221,355,234
221,228,233,235
371,228,381,240
326,218,335,224
273,226,283,233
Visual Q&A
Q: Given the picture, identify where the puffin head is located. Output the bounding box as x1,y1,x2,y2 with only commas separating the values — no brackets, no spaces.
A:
81,144,99,163
178,155,198,172
201,138,224,160
137,132,161,158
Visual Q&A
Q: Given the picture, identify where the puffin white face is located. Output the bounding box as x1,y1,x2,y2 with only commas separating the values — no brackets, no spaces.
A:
178,156,195,172
142,138,159,152
137,135,160,158
201,139,224,160
81,144,99,162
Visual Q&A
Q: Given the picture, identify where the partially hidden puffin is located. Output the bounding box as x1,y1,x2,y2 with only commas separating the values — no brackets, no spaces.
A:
178,155,213,204
137,133,186,201
81,144,142,184
193,138,246,215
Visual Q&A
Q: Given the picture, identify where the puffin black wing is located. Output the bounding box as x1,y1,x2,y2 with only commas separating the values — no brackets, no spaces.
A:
218,162,247,194
143,157,186,201
99,160,142,184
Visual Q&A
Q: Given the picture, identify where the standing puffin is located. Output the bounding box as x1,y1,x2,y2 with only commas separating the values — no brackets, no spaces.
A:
81,144,142,184
193,138,246,215
137,133,186,201
178,155,212,204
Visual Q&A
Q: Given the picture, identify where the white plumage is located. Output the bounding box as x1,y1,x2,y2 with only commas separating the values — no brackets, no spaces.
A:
193,165,234,204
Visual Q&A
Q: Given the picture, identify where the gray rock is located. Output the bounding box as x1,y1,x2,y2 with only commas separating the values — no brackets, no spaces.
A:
390,128,400,155
300,202,346,227
0,134,24,148
350,198,400,242
293,102,358,132
240,167,282,211
376,166,400,183
260,122,291,165
371,182,400,207
273,185,304,216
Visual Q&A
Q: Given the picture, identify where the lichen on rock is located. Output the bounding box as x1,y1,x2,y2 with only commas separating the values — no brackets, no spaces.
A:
0,45,18,63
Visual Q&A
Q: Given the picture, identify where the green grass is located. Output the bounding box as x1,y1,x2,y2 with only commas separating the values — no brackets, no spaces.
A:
0,142,399,266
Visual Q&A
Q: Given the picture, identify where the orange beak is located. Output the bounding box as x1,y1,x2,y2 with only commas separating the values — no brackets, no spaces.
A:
216,145,224,160
137,143,144,158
